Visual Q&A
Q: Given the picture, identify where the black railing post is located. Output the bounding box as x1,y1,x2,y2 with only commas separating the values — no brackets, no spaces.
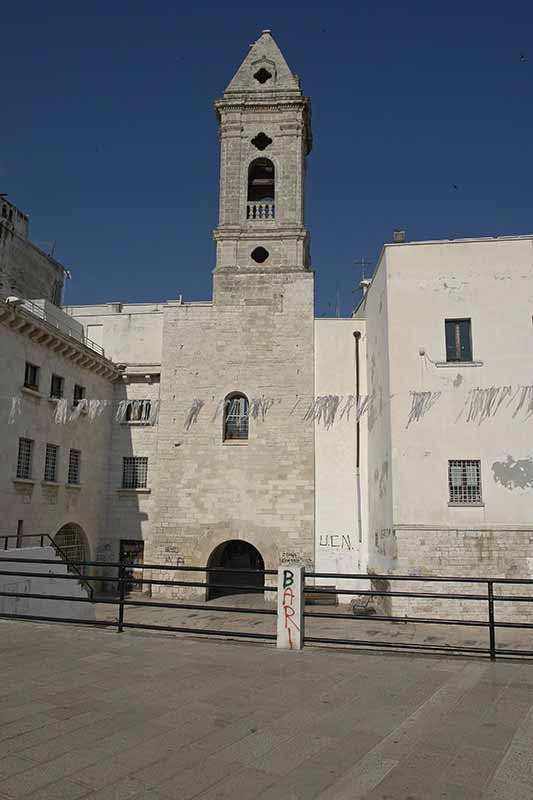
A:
117,560,126,633
487,580,496,661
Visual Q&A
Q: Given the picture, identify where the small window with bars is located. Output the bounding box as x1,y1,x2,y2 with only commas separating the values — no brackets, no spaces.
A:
448,460,482,504
24,362,39,391
16,438,33,480
223,394,249,441
50,374,64,399
73,384,86,407
68,449,81,485
125,399,152,422
44,444,59,482
445,319,472,362
122,457,148,489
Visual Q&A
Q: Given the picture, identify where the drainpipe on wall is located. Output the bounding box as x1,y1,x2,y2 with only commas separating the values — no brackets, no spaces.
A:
353,331,363,550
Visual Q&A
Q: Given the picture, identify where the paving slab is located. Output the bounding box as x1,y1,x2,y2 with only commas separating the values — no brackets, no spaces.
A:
0,618,533,799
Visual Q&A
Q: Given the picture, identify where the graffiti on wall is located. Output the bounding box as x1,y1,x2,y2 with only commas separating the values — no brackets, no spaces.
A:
318,534,354,550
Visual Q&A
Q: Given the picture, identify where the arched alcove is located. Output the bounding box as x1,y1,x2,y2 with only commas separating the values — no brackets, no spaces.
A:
247,158,275,202
53,523,89,574
207,540,265,601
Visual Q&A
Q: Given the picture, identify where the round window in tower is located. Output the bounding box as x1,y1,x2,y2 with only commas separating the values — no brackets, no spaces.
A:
251,247,269,264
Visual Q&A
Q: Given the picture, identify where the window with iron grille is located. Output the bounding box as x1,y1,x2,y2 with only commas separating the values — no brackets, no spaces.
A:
16,438,33,480
223,394,249,441
50,374,64,399
445,319,472,362
122,457,148,489
125,399,152,422
448,460,482,504
68,449,81,485
73,384,85,406
24,362,39,391
44,444,59,482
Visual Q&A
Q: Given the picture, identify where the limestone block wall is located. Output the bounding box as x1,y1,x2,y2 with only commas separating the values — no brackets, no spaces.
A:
149,270,315,595
382,528,533,624
0,226,64,304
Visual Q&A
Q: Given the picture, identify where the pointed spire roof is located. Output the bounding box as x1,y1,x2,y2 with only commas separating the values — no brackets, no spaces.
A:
223,30,301,96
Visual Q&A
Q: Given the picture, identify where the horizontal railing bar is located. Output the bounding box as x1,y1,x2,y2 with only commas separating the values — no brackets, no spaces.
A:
0,612,116,628
122,599,276,615
304,636,489,654
0,556,276,575
492,595,533,602
495,647,533,657
304,611,490,627
303,587,488,600
0,590,112,604
122,622,276,640
306,573,533,585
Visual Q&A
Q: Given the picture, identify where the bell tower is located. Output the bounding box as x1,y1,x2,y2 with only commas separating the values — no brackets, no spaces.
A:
213,30,312,279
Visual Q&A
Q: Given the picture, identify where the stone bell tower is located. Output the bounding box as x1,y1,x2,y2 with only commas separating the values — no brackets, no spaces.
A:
213,29,312,280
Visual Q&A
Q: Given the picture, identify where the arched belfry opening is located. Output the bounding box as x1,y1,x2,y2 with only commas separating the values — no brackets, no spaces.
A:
247,158,275,202
207,540,265,600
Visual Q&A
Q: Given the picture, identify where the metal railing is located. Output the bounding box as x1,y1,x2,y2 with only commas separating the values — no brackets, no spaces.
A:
18,298,105,356
304,572,533,661
0,556,276,641
1,534,94,599
1,558,533,660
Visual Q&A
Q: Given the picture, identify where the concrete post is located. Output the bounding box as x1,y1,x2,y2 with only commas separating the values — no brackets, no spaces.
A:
277,564,304,650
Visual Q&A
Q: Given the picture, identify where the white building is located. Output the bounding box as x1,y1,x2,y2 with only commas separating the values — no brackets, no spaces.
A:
1,32,532,610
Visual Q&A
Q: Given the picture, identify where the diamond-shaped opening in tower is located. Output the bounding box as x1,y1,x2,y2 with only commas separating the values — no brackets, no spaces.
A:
253,67,273,85
251,132,273,151
251,247,269,264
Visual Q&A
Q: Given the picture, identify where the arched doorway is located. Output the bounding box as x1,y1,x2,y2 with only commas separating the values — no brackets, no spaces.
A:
53,523,89,575
207,540,265,601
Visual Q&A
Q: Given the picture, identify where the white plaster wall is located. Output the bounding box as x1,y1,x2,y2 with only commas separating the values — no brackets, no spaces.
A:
386,238,533,529
66,303,164,364
0,546,95,621
314,318,368,590
0,323,114,556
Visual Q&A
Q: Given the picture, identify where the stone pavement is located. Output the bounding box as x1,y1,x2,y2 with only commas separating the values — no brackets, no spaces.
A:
1,619,533,798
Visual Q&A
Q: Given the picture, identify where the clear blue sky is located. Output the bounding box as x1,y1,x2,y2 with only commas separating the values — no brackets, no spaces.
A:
2,1,533,315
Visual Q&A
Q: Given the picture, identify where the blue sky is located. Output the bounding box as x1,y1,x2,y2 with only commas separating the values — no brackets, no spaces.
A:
2,1,533,315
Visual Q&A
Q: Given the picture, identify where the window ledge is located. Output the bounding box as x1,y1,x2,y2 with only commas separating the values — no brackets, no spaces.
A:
21,386,43,399
117,488,151,494
41,481,61,488
12,478,35,485
223,440,249,446
48,397,64,404
120,421,152,426
448,502,485,508
66,483,82,490
435,361,484,368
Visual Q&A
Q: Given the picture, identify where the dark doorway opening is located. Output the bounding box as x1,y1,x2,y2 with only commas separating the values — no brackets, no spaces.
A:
207,540,265,601
120,539,145,593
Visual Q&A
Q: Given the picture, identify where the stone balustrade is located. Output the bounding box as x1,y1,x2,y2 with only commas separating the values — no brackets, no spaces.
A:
246,202,275,220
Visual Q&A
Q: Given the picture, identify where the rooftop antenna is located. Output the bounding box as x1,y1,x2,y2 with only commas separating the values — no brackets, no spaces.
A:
335,286,341,318
354,257,373,299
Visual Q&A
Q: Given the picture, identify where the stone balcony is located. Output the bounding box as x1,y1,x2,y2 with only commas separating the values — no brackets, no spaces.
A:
246,202,275,221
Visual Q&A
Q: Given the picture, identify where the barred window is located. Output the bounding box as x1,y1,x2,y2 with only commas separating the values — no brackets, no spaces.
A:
445,319,472,362
448,460,482,504
44,444,59,482
24,362,39,391
16,438,33,480
73,384,85,406
122,457,148,489
125,399,152,422
68,449,81,485
50,373,64,399
223,393,249,441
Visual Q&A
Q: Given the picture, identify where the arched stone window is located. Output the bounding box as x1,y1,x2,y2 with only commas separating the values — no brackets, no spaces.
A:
248,158,275,202
223,392,249,441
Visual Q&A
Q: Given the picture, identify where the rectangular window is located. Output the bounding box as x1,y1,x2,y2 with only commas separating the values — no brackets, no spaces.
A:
68,449,81,485
24,362,39,391
448,460,482,504
124,399,152,422
122,457,148,489
50,374,64,399
445,319,472,362
16,438,33,480
44,444,59,482
73,384,86,406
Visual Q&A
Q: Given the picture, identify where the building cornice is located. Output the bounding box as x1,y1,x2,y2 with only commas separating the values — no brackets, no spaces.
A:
0,300,122,381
